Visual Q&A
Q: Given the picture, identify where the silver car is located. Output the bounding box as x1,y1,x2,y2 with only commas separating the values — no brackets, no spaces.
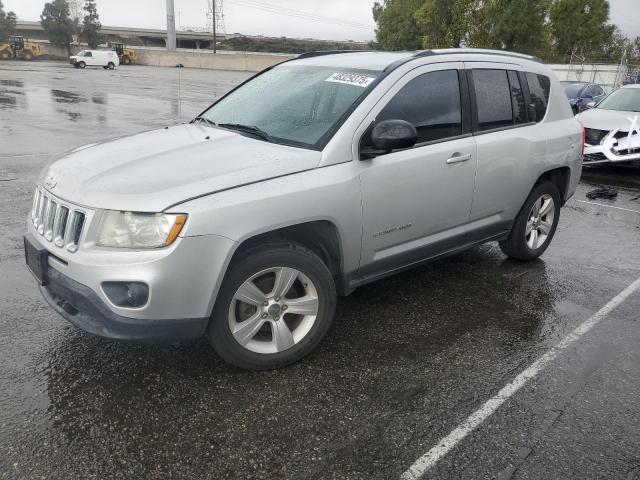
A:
25,49,583,370
577,84,640,165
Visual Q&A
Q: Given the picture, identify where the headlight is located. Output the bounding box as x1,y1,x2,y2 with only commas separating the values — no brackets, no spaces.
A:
96,211,187,248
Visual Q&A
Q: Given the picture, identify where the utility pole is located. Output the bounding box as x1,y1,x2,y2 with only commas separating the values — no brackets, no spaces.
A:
212,0,217,54
166,0,177,51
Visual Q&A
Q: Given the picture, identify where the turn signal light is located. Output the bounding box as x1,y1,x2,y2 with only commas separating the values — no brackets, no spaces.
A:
165,214,188,246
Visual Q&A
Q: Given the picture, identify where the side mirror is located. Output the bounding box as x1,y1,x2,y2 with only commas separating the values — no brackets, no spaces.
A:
371,119,417,151
586,101,596,109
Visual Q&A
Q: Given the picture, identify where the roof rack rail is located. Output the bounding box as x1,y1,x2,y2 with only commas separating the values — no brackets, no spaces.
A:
412,48,543,63
296,50,366,59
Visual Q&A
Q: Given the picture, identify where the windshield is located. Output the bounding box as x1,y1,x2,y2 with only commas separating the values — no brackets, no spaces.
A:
77,50,86,56
199,65,380,149
597,88,640,112
562,82,585,98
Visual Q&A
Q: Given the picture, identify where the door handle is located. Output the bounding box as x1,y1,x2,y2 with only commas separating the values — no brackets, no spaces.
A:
446,153,472,164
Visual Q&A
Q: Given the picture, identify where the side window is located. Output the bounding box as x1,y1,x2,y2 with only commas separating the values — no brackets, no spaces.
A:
377,69,462,144
85,51,93,57
472,69,513,131
587,85,602,97
507,71,527,124
525,73,551,122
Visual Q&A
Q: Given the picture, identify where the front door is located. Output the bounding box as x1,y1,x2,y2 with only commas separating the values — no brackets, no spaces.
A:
356,63,478,279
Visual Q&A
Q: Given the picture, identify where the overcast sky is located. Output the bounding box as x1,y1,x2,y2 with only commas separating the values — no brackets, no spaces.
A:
3,0,639,42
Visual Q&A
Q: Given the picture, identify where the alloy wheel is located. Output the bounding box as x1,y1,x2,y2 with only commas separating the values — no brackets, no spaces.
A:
228,267,319,354
525,193,555,249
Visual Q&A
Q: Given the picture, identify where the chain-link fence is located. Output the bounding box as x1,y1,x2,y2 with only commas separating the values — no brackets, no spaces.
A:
543,51,637,92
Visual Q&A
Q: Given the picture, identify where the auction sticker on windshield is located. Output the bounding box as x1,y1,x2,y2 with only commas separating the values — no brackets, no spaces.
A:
325,72,375,88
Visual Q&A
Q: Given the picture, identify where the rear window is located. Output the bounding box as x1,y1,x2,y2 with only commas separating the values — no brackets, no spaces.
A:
472,69,513,131
525,73,551,122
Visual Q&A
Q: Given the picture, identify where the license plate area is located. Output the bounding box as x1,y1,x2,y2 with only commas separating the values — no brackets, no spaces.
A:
24,234,49,286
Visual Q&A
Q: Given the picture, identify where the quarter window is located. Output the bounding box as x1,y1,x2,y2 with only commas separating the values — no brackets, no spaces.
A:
472,69,513,131
376,70,462,144
525,73,551,122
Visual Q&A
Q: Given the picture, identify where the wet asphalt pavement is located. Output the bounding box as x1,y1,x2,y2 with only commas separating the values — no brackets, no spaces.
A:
1,61,640,480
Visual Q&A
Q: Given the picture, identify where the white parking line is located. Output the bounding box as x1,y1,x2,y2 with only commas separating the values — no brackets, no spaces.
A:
575,199,640,214
401,276,640,480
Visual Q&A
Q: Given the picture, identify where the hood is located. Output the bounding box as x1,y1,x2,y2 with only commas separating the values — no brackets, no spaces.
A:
40,124,321,212
576,108,639,132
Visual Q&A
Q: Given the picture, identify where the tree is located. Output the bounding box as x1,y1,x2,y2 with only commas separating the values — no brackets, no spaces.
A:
481,0,550,54
81,0,101,48
372,0,423,51
68,0,84,43
41,0,75,54
550,0,615,57
414,0,479,49
0,0,17,42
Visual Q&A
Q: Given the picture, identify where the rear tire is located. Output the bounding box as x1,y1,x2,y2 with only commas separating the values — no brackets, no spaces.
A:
23,52,33,61
1,50,11,60
209,242,336,370
499,181,561,261
107,62,115,70
123,56,131,65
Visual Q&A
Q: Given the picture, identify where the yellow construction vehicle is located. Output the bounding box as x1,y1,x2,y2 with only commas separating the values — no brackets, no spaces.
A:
109,42,136,65
0,36,42,60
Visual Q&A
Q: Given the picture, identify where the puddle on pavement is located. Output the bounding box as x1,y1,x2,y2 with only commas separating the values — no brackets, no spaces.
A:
0,79,23,87
50,89,86,104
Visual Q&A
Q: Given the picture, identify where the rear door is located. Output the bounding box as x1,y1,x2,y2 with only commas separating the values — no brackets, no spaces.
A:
356,63,478,278
464,63,547,241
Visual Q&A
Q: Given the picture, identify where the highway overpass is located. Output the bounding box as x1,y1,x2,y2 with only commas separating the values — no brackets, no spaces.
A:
15,20,233,49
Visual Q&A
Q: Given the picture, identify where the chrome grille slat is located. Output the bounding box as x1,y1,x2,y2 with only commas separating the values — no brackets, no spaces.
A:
53,206,69,247
44,201,57,241
30,187,87,253
37,196,49,235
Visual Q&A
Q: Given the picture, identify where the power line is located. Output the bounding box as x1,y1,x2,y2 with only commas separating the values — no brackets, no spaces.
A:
225,0,372,30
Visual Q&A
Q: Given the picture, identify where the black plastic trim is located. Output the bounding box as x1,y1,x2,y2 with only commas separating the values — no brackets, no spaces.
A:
350,230,508,289
40,268,207,343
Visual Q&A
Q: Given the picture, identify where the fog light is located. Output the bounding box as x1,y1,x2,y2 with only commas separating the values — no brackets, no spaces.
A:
102,282,149,308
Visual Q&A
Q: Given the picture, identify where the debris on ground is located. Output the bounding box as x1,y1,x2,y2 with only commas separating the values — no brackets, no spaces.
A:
586,187,618,200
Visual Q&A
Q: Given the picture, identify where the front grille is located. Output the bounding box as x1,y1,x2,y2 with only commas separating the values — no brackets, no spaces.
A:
584,128,609,146
31,188,87,253
583,153,608,163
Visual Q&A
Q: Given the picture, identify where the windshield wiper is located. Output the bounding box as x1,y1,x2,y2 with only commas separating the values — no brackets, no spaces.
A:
218,123,275,143
193,116,217,128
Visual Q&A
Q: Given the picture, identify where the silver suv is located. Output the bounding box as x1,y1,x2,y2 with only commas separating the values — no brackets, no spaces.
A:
25,49,583,370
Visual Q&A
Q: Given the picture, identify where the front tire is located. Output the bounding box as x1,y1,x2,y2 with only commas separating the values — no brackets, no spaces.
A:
78,61,86,69
499,181,561,261
209,243,336,370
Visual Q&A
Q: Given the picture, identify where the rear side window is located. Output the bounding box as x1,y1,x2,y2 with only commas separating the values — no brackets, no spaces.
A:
472,69,513,131
525,73,551,122
507,71,527,124
377,69,462,143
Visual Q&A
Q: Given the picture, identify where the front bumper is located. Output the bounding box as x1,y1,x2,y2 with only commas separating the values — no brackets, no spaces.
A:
41,266,208,342
584,130,640,164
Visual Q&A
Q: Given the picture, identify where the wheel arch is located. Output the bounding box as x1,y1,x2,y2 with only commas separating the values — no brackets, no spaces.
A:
534,166,571,206
226,220,348,295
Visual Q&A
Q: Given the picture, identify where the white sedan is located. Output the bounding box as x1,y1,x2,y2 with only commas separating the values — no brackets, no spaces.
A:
577,84,640,165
